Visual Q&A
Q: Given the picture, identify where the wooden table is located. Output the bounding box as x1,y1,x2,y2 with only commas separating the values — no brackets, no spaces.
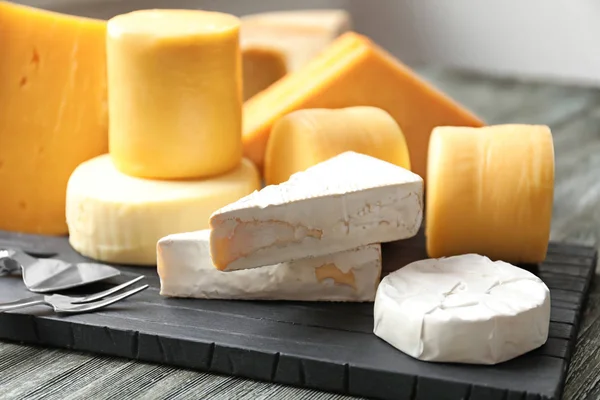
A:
1,68,599,400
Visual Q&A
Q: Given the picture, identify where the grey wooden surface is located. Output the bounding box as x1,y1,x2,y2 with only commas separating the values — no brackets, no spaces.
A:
1,68,599,400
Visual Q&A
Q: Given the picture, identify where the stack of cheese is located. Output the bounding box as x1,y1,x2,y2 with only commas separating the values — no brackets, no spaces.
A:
65,10,262,265
158,151,424,302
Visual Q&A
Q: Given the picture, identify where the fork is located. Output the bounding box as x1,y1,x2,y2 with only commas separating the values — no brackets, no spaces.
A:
0,276,148,314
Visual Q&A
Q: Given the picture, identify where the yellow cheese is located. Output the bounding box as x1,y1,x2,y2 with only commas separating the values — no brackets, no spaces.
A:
107,9,243,180
426,125,555,264
242,46,287,101
241,9,351,71
264,106,411,185
243,32,484,177
66,155,260,265
0,2,108,235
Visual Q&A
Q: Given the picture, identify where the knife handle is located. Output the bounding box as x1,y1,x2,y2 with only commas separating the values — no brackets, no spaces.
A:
0,296,45,312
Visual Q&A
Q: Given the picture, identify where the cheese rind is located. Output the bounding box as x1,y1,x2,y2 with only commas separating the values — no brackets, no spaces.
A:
66,155,260,265
0,2,108,235
243,32,483,175
374,254,551,364
426,124,555,264
209,151,423,271
158,229,381,302
107,9,243,179
264,106,411,185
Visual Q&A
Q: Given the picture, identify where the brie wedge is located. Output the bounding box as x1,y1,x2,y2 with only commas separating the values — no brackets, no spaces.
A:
157,229,381,302
209,151,423,271
374,254,551,364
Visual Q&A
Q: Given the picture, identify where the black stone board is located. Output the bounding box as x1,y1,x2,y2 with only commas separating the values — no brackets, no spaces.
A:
0,229,596,400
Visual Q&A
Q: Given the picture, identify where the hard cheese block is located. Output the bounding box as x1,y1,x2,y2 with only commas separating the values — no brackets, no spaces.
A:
243,31,484,175
66,155,260,265
426,124,555,264
242,47,287,101
374,254,551,364
264,106,411,185
0,2,108,235
209,151,423,271
107,9,242,179
158,229,381,302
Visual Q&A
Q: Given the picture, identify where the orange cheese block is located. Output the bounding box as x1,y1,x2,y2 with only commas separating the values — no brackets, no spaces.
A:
242,47,287,101
0,2,108,235
264,106,411,185
243,32,484,176
426,125,555,264
107,9,243,180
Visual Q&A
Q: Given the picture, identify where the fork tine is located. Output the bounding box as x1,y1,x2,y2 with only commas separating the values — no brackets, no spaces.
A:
71,275,145,304
64,284,149,313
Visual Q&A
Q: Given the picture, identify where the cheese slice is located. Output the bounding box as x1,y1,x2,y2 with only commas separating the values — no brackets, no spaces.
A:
426,124,555,264
209,151,423,271
158,229,381,302
241,9,351,72
242,46,287,101
107,9,243,179
66,155,260,265
374,254,551,364
243,31,484,176
0,2,108,235
264,106,411,185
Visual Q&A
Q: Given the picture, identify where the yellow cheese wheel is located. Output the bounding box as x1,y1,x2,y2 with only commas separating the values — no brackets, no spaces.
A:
264,107,411,185
0,2,108,235
426,124,555,264
107,9,243,180
243,46,287,101
66,155,260,265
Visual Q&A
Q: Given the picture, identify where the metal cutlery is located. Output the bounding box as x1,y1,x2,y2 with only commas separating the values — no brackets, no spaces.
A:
0,276,148,314
0,249,123,293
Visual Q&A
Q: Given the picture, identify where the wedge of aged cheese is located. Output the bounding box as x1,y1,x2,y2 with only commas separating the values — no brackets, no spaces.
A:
66,155,260,265
264,107,411,185
158,229,381,301
209,151,423,271
426,125,555,264
107,9,242,179
0,2,108,235
243,32,484,175
374,254,551,364
242,46,287,100
241,9,351,71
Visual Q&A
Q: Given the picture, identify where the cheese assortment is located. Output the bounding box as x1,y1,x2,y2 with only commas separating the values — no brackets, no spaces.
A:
209,152,424,271
66,155,260,265
107,9,243,179
6,2,559,368
242,31,484,175
240,9,351,99
374,255,551,364
158,230,381,301
0,1,108,235
426,125,555,264
264,107,411,185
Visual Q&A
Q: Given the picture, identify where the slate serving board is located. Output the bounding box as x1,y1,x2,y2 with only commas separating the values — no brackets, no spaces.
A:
0,229,596,400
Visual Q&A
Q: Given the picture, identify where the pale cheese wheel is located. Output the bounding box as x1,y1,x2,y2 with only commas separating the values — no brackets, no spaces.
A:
107,9,243,180
374,254,551,365
66,155,260,266
426,124,555,264
264,107,411,185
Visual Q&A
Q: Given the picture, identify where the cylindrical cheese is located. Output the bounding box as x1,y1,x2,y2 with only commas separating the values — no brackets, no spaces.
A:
107,9,243,180
66,155,260,266
264,107,411,185
426,124,555,264
242,46,287,101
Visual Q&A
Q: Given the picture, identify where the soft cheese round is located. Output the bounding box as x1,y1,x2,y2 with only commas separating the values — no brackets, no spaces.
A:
66,154,260,266
373,254,551,365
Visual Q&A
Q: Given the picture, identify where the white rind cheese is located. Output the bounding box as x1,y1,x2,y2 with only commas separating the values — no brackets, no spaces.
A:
158,229,381,302
373,254,551,365
209,151,423,271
